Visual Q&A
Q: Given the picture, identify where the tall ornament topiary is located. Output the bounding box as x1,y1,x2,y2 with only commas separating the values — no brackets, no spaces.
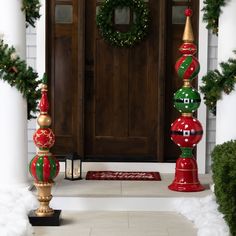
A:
29,76,60,222
168,8,205,192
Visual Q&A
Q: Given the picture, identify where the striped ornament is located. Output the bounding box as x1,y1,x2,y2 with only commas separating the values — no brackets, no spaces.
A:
29,155,59,182
175,55,200,81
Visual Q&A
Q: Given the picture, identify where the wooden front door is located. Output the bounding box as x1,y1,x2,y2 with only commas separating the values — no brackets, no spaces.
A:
84,0,165,161
47,0,199,162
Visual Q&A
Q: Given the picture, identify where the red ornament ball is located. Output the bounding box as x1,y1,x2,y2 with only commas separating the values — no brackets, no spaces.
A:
179,43,197,55
29,154,59,182
171,116,203,148
33,128,55,149
185,8,193,17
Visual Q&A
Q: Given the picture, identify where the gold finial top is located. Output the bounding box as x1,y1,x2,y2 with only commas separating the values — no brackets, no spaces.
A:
182,8,194,43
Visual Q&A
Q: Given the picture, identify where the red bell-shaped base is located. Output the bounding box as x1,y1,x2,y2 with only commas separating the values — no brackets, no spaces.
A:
168,158,205,192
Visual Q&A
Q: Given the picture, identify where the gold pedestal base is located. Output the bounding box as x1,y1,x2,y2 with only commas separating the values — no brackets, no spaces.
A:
35,181,54,217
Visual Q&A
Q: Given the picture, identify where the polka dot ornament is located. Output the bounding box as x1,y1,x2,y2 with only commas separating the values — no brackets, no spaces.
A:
171,116,203,148
174,87,201,113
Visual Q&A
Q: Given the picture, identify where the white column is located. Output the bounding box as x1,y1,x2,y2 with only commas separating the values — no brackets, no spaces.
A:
0,0,28,186
216,1,236,145
37,0,46,78
197,0,208,174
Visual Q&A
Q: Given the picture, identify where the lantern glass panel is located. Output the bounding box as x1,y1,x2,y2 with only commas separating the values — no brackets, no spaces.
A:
66,159,72,179
73,159,81,179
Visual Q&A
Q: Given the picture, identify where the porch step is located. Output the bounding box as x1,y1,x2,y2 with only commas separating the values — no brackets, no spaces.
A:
50,173,212,212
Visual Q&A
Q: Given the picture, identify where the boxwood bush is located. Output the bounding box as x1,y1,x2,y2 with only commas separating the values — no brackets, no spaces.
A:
211,140,236,236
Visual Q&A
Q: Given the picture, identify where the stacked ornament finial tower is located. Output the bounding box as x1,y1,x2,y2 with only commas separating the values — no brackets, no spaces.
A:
29,75,60,216
168,8,205,192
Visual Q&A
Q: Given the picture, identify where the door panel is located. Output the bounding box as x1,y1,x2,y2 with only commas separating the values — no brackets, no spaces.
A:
47,0,83,156
84,0,164,161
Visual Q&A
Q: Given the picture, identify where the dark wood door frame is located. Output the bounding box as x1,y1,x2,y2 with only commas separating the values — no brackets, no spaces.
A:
46,0,85,159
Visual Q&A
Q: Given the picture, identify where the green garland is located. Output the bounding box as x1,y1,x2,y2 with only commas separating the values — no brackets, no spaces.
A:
96,0,150,47
22,0,41,28
200,51,236,115
202,0,226,35
0,39,42,120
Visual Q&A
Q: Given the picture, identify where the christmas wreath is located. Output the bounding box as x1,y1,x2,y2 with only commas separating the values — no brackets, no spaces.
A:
0,39,42,119
22,0,41,27
200,51,236,115
96,0,150,47
202,0,226,35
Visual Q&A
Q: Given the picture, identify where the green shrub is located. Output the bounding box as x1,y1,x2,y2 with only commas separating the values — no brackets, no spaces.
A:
211,140,236,236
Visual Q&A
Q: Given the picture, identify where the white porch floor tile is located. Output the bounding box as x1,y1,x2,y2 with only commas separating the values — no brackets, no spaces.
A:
53,180,122,197
51,173,212,198
32,211,197,236
90,229,169,236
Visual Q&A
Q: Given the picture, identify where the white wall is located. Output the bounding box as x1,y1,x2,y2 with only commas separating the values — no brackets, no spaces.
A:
26,26,37,162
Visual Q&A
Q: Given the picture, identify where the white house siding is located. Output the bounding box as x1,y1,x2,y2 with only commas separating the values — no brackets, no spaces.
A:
26,26,37,162
205,32,218,172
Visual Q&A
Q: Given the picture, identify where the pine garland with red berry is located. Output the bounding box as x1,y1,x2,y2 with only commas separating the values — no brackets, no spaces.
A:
22,0,41,27
200,51,236,115
202,0,226,35
0,39,42,119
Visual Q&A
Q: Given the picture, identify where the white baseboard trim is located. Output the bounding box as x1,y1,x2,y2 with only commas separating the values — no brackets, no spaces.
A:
51,197,177,212
59,162,176,174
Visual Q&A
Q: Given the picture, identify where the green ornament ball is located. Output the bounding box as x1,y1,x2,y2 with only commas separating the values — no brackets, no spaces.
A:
173,87,201,113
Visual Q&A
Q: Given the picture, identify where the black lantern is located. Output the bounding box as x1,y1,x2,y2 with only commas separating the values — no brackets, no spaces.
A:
65,152,82,180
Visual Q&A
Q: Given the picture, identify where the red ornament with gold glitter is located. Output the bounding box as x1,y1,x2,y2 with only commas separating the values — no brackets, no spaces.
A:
33,128,55,149
28,75,60,217
168,8,205,192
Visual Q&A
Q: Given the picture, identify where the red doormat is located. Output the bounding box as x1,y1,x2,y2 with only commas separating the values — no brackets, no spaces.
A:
85,171,161,181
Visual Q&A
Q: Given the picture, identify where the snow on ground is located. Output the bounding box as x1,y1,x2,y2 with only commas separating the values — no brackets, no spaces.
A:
175,190,230,236
0,186,37,236
0,183,231,236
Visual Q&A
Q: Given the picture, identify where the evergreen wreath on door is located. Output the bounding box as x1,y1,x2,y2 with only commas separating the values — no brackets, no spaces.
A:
96,0,150,47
